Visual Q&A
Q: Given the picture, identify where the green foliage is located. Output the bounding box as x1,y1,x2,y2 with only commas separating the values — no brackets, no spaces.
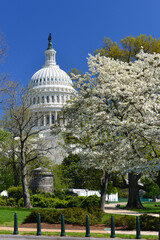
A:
24,207,103,226
140,214,159,231
106,181,117,194
0,197,6,206
18,198,24,207
95,35,160,63
30,195,68,208
7,186,23,203
61,154,102,190
141,178,160,199
103,215,136,230
67,196,86,208
7,197,16,207
80,195,100,209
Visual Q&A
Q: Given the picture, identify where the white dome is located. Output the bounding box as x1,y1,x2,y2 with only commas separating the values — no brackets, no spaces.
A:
28,34,72,89
29,65,72,87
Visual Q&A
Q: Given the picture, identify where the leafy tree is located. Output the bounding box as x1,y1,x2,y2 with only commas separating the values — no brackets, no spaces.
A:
95,35,160,62
61,154,102,190
62,50,160,210
2,83,51,208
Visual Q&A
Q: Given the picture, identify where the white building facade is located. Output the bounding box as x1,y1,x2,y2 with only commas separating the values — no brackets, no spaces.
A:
26,34,74,163
27,34,74,132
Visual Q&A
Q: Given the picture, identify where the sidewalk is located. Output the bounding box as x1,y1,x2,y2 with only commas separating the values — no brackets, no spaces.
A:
104,202,159,217
0,226,158,236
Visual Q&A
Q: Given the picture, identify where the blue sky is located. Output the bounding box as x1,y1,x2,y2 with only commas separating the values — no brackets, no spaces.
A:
1,0,160,87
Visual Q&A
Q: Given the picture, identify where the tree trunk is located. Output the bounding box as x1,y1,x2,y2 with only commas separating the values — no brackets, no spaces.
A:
100,171,110,211
126,172,143,209
20,149,32,208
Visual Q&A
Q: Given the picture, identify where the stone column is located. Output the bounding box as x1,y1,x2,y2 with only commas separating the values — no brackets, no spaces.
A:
55,111,57,121
44,112,46,126
49,111,52,126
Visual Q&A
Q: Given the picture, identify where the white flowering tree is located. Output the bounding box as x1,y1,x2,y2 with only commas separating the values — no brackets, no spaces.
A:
62,50,160,210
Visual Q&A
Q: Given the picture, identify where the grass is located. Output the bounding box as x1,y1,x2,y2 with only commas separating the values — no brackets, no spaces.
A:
0,206,32,226
0,230,158,239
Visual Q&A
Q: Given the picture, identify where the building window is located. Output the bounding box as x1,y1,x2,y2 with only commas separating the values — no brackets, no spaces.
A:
52,96,54,102
62,95,64,103
42,96,44,103
46,115,49,125
37,97,39,104
47,96,49,103
33,97,36,104
57,95,59,103
52,115,54,124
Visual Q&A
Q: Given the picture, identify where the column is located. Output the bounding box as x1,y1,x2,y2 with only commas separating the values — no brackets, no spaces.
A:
49,111,52,126
38,112,40,127
44,112,46,126
55,111,57,121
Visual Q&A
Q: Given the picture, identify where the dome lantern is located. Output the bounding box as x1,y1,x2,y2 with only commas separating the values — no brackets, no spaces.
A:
45,33,56,67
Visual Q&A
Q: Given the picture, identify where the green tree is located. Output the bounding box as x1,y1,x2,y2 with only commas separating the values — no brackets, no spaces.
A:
95,35,160,62
2,83,51,208
61,154,102,190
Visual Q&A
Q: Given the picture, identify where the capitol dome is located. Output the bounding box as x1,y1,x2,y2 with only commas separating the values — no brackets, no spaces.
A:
27,34,74,130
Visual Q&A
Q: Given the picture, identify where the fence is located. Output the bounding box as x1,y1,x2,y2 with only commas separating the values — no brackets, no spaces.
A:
70,189,118,202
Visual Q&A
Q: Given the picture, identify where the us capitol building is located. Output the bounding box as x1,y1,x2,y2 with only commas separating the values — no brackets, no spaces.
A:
27,34,74,163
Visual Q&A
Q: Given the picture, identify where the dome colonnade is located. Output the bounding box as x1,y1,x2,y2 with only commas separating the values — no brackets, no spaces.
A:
27,34,74,130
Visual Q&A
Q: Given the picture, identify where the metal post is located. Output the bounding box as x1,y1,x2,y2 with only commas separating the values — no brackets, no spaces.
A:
136,216,141,239
37,213,42,236
13,213,19,235
85,215,91,237
61,214,66,236
110,215,116,238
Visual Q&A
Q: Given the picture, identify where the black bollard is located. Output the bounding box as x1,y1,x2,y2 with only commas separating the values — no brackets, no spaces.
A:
61,214,66,236
136,216,141,239
37,213,42,236
13,212,19,235
85,215,91,237
110,215,116,238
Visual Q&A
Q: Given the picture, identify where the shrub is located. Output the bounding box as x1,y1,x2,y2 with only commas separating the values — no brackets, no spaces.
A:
103,215,136,230
30,195,68,208
0,197,6,206
67,196,86,208
24,207,103,226
140,214,159,231
18,198,24,207
7,186,23,203
80,195,100,209
7,198,16,207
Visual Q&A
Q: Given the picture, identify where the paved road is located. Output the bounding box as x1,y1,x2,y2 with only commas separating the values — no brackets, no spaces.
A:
104,202,159,217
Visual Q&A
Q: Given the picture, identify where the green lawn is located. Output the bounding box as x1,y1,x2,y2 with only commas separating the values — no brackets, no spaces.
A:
0,207,31,226
0,230,157,239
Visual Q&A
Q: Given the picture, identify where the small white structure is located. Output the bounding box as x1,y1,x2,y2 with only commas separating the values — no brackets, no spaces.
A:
0,190,8,197
70,189,118,202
